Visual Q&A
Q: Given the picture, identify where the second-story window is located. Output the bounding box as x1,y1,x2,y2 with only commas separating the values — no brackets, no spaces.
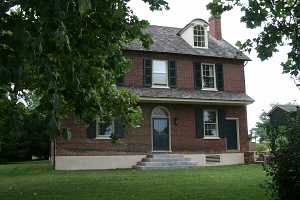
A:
152,60,168,88
194,25,206,47
202,63,216,90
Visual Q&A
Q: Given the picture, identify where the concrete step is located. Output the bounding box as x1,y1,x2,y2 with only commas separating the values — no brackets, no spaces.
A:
134,164,199,170
147,154,184,159
137,161,198,167
142,157,192,162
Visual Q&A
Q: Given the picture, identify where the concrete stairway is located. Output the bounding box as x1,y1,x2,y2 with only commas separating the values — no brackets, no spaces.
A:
134,154,198,170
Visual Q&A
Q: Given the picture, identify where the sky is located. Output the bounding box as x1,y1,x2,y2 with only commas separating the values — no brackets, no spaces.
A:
128,0,300,131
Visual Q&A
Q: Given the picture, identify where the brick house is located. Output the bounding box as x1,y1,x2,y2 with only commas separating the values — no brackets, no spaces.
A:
55,17,254,170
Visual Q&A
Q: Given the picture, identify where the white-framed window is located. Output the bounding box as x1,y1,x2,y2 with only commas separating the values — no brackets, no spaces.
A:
152,60,168,88
203,110,218,138
194,25,206,47
96,120,114,139
202,63,216,90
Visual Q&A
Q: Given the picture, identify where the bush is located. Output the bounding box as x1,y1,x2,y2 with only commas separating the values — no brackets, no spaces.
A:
256,143,269,152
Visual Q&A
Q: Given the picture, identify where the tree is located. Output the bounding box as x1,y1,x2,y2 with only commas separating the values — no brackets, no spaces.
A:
0,1,168,140
264,108,300,200
207,0,300,86
250,111,270,143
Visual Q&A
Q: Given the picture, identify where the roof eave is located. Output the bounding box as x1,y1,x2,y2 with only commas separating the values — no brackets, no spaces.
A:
139,97,254,106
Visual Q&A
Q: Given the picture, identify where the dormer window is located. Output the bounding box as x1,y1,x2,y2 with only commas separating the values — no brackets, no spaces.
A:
177,19,209,49
194,25,206,47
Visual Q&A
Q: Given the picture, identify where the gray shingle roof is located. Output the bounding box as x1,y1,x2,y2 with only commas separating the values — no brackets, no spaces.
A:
277,104,300,113
125,25,250,61
127,88,254,105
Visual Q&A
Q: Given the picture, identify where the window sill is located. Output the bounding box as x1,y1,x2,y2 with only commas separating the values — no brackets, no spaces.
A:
151,86,170,89
203,136,220,140
96,136,111,140
201,88,218,91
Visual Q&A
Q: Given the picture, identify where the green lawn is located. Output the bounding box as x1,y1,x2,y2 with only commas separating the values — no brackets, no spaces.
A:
0,161,267,200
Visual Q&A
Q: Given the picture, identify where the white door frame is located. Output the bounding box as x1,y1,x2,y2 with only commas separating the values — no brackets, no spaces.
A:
151,106,172,152
225,117,240,151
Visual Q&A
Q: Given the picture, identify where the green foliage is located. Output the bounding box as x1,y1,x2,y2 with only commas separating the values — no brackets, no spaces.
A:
250,111,270,143
207,0,300,79
264,109,300,200
256,143,269,152
0,0,168,138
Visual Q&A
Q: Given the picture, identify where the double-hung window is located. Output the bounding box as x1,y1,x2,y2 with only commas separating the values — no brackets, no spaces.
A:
203,110,218,138
202,63,216,90
96,120,114,139
152,60,168,88
194,25,206,48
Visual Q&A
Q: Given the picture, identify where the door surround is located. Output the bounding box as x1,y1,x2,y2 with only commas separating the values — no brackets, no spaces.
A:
225,118,240,151
151,106,172,152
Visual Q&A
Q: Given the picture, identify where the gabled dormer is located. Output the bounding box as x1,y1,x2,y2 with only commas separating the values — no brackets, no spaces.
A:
177,19,209,48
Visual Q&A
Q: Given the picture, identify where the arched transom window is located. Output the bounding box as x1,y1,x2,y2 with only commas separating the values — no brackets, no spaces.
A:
152,107,169,119
193,25,206,47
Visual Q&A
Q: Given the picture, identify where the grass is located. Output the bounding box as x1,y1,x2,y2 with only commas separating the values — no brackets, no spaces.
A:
0,161,267,200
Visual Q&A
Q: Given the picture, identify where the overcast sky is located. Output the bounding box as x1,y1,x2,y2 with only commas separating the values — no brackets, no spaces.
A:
128,0,300,131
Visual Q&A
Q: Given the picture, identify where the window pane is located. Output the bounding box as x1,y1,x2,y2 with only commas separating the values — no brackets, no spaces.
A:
153,60,167,73
152,60,168,86
194,25,205,47
202,64,216,89
205,124,217,136
204,111,217,123
98,121,113,136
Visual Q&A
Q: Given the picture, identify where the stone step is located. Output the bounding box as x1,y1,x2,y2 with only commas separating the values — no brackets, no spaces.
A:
142,157,192,162
134,165,199,170
137,161,198,167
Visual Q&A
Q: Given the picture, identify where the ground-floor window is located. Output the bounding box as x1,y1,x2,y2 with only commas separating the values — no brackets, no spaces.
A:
203,110,218,137
96,120,114,138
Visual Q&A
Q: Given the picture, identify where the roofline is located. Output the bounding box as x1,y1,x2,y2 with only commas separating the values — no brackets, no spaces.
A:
139,97,254,105
268,104,300,115
123,49,251,62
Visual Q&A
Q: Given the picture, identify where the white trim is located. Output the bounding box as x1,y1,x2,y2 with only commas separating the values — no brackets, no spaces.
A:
139,97,253,105
150,106,172,152
201,63,217,90
203,109,219,138
225,117,240,151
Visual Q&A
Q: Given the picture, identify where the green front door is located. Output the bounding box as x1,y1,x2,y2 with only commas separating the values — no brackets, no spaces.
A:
153,118,169,151
225,120,238,150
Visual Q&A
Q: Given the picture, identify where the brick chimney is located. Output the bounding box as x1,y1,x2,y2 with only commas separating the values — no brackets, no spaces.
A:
209,16,222,40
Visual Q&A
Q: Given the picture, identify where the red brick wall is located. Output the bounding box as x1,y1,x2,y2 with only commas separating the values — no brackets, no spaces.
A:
56,104,249,156
123,51,245,93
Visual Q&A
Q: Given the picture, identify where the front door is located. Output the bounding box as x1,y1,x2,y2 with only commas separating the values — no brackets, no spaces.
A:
225,120,238,150
152,118,169,151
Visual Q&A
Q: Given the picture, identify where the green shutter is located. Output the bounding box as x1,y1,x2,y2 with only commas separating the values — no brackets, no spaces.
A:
194,62,202,89
216,63,224,91
218,109,226,138
87,120,97,139
168,60,176,88
143,59,152,87
114,119,124,139
195,108,204,138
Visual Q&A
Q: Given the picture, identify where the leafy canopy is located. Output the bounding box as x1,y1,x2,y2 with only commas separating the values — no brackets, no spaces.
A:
207,0,300,79
0,0,168,136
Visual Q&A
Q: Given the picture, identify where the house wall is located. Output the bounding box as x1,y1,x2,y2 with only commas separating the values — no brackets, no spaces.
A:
56,104,249,156
123,51,246,93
